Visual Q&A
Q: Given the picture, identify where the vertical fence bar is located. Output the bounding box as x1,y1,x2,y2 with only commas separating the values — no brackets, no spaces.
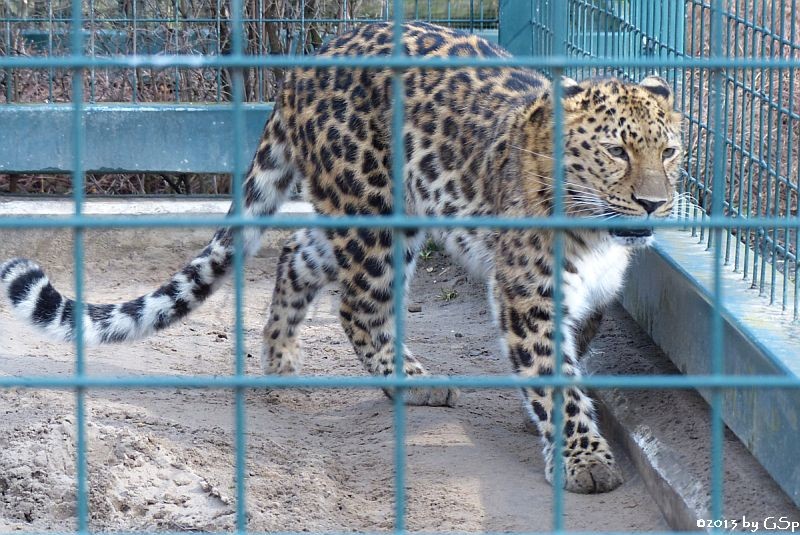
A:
69,0,89,530
686,1,700,235
606,0,614,78
391,0,407,532
88,0,95,102
679,2,693,228
723,3,736,266
709,0,726,521
257,0,264,101
300,0,306,54
229,0,248,530
733,0,747,274
699,1,712,247
3,14,9,103
742,0,760,282
794,0,800,319
752,0,768,294
47,0,54,103
132,0,138,102
173,0,181,102
469,0,474,32
783,0,796,315
551,3,566,531
216,0,223,102
772,0,786,308
761,0,777,303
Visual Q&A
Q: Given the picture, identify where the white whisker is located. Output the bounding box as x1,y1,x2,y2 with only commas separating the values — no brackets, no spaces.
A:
521,175,605,197
511,145,554,160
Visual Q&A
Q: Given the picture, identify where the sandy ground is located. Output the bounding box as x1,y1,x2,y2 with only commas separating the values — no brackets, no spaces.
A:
0,227,668,531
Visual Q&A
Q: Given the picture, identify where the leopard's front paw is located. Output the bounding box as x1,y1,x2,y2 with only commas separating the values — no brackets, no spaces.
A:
261,339,302,375
383,386,460,407
405,386,460,407
547,442,623,494
564,452,623,493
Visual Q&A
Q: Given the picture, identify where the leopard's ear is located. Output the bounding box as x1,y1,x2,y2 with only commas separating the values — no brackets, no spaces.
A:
560,76,584,98
640,75,673,107
522,77,584,126
522,96,552,128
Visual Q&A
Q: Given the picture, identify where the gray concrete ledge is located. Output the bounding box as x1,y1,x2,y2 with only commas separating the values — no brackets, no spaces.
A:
586,306,800,530
622,229,800,509
0,197,313,217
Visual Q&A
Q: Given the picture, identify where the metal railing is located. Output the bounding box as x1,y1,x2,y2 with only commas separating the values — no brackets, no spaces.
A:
1,0,799,532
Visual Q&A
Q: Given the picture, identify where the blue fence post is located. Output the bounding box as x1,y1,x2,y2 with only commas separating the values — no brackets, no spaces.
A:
498,0,533,56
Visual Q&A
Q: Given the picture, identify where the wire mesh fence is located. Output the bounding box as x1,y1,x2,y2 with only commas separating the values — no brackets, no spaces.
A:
1,0,498,104
683,0,799,314
0,0,799,531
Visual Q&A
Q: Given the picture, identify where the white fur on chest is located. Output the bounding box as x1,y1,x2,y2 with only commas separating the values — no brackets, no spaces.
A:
562,242,631,325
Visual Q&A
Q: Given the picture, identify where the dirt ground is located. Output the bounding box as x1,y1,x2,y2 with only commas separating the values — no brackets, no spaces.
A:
0,227,668,531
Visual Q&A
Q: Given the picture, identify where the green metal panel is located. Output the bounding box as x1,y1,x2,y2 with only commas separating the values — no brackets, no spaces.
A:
0,104,272,173
498,0,532,56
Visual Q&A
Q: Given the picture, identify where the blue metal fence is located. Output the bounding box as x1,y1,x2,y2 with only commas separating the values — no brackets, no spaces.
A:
0,1,499,190
1,0,800,532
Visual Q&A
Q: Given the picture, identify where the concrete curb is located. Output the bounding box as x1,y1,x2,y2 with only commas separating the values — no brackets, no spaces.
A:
595,388,706,531
0,197,314,216
586,305,800,531
621,231,800,509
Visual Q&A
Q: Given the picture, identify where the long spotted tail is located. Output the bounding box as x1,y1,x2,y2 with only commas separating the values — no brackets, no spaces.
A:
1,112,298,345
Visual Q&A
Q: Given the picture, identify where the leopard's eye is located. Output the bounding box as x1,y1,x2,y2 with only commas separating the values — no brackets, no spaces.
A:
606,145,628,160
662,147,677,160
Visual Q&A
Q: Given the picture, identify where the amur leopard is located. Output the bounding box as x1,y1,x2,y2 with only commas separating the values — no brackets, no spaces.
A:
1,22,683,494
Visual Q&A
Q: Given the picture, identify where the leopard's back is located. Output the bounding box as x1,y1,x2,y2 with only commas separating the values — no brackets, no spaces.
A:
275,22,549,220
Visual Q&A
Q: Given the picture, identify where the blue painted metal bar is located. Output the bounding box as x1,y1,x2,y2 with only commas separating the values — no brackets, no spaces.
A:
0,104,272,173
390,1,408,532
709,0,727,521
0,374,797,390
229,0,248,529
0,214,798,231
68,0,89,526
550,2,566,529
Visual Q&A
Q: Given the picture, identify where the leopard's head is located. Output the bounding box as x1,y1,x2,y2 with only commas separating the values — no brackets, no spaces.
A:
520,76,684,246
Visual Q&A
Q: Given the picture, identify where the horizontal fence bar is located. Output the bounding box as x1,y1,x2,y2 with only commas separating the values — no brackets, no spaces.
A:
0,214,798,230
3,54,800,70
0,374,796,390
0,104,273,173
3,17,498,24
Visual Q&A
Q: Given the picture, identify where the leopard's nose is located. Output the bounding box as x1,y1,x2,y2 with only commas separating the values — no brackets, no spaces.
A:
631,194,666,214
